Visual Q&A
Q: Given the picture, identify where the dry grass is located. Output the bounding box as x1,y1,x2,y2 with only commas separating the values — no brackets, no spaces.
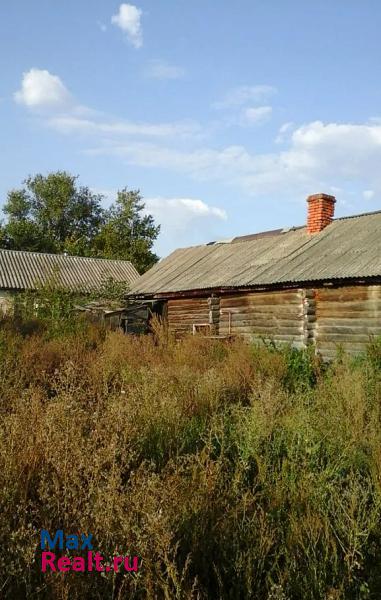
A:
0,318,381,599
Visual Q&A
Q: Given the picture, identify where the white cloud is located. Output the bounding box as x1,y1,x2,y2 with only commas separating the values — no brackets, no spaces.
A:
146,198,227,222
14,68,72,109
145,197,227,251
87,120,381,200
213,85,277,109
111,4,143,48
15,69,202,141
243,106,272,125
145,60,185,80
276,122,295,143
15,67,381,206
48,115,202,139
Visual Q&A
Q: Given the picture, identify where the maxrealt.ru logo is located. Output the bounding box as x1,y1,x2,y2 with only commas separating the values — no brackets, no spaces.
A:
40,530,139,574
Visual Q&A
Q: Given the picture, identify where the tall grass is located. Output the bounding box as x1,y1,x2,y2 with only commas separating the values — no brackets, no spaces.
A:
0,316,380,599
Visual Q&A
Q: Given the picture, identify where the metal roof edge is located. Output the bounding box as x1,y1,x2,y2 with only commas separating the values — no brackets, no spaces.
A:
127,274,381,299
0,248,136,266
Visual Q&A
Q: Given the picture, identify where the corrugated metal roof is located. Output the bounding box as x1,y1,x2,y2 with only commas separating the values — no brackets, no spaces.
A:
0,249,140,292
130,211,381,296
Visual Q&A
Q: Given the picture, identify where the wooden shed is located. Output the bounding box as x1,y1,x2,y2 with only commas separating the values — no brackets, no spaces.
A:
0,250,140,317
127,194,381,360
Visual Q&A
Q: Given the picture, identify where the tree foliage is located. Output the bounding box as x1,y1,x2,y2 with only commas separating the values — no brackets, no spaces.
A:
93,188,160,273
1,172,160,273
2,173,104,255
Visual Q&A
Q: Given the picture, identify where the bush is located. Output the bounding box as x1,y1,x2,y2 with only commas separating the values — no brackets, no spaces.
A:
0,322,380,599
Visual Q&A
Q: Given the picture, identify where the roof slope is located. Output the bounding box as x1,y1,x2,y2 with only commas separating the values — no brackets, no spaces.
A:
130,211,381,296
0,250,139,292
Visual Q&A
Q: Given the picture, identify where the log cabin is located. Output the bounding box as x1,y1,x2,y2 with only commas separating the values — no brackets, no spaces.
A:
128,194,381,360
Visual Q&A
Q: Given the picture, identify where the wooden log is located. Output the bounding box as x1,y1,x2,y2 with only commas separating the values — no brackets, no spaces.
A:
168,313,209,318
305,315,317,323
318,299,381,308
304,299,316,306
317,341,369,351
316,287,380,301
208,298,220,306
317,296,381,308
220,296,302,308
317,317,381,326
316,313,381,323
238,333,305,347
304,289,316,299
317,325,381,334
220,330,303,339
316,334,377,343
220,315,301,326
219,306,303,316
238,333,304,343
317,302,381,314
221,290,301,300
221,324,303,333
168,303,209,311
220,326,303,337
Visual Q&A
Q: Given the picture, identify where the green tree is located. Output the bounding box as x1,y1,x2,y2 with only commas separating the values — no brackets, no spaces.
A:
0,223,8,248
2,172,104,254
1,173,160,273
94,188,160,273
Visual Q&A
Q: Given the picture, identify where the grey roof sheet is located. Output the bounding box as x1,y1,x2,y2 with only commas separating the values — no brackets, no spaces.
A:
130,211,381,295
0,249,139,292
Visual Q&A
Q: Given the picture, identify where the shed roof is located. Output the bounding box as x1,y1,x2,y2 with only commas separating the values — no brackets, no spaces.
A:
130,211,381,296
0,249,139,292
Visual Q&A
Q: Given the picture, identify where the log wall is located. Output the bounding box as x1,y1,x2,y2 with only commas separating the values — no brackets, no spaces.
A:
167,297,210,337
208,296,220,335
164,284,381,358
219,289,305,348
315,285,381,359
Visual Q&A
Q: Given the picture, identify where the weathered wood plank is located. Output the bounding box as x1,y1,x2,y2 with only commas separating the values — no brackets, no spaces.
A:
219,306,303,316
314,285,381,357
220,296,302,308
317,341,371,351
220,315,302,326
317,319,381,333
238,333,304,342
317,301,381,312
220,325,303,336
317,312,381,322
317,334,378,343
316,287,381,301
168,299,209,327
220,325,302,336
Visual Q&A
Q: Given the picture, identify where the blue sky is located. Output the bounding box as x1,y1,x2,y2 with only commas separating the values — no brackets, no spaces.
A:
1,1,381,256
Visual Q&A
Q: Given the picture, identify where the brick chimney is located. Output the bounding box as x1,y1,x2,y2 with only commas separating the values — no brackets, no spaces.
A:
307,193,336,234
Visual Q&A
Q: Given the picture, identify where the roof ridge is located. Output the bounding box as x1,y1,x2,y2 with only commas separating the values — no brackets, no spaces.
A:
208,209,381,246
231,226,304,243
0,248,133,264
333,209,381,221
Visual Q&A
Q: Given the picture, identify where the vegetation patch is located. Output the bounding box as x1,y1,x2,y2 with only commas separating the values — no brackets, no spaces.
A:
0,315,381,599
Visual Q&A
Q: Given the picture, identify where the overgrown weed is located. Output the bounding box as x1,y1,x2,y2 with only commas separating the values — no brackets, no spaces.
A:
0,317,380,599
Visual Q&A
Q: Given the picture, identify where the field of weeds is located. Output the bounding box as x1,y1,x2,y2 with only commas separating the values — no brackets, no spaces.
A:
0,317,381,599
